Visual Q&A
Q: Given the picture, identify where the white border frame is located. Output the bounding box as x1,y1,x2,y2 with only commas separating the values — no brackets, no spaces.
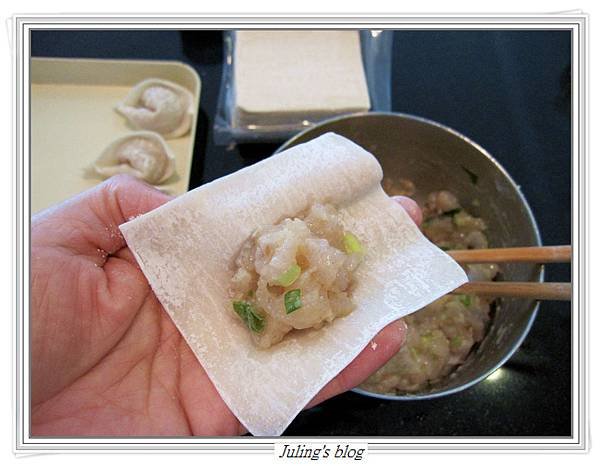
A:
12,13,588,453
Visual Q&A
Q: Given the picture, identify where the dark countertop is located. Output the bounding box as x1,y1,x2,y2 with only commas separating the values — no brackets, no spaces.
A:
31,29,572,437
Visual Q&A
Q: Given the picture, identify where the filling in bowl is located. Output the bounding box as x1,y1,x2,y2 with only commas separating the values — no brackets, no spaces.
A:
230,203,365,349
360,186,499,394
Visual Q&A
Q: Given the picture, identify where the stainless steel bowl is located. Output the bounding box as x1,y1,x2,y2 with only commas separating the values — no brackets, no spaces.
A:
277,112,542,400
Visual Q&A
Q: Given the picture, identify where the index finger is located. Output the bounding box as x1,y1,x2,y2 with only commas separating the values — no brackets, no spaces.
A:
392,195,423,227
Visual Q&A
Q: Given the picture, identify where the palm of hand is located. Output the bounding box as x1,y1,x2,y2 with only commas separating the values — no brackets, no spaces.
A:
31,175,410,436
31,177,242,435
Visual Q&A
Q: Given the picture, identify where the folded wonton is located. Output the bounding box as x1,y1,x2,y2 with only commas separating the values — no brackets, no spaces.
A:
116,78,194,139
120,133,467,436
93,131,175,184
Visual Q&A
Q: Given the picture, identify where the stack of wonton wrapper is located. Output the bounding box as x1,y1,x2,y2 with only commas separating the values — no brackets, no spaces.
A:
232,31,371,128
120,133,467,436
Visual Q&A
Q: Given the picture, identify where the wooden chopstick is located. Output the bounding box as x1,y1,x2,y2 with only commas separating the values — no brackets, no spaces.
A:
447,245,571,264
452,282,571,301
446,245,572,301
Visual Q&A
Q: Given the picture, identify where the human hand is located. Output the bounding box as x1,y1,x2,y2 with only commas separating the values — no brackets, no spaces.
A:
31,175,421,436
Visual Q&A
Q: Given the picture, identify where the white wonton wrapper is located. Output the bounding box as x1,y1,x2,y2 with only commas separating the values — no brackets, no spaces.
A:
120,133,467,436
93,131,176,185
116,78,195,139
233,31,371,128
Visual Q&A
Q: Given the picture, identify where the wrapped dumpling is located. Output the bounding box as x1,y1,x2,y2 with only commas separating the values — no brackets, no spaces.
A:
93,131,176,184
116,79,194,139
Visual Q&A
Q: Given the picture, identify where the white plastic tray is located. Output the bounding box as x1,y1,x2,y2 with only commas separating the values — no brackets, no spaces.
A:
31,57,201,214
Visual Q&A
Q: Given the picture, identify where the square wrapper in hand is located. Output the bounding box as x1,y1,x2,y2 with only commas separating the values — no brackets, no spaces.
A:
120,133,467,436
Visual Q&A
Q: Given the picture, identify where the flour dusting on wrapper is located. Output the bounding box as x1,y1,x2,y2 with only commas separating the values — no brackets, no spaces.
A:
120,133,467,436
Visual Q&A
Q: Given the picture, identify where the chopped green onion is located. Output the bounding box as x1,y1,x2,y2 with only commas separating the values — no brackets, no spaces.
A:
274,264,301,287
440,246,451,251
232,300,264,333
343,232,364,254
458,294,472,307
284,289,302,314
420,332,433,345
409,347,420,359
453,211,470,228
450,336,463,348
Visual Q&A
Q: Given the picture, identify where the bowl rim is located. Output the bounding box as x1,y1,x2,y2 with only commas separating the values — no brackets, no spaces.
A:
276,111,544,401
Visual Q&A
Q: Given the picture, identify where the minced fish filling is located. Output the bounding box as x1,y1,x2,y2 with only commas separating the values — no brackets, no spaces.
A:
230,203,365,349
361,188,499,394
